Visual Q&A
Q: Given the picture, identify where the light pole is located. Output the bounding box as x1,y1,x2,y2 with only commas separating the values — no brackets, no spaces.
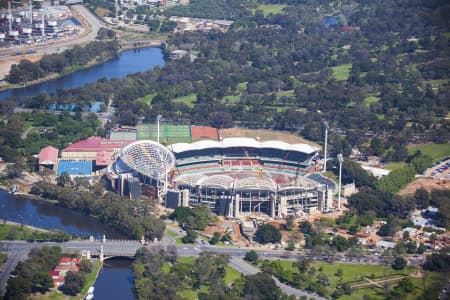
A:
156,114,162,144
323,121,329,173
337,153,344,210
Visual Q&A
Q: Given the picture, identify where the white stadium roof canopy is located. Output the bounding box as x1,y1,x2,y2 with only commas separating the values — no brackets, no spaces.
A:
168,137,318,154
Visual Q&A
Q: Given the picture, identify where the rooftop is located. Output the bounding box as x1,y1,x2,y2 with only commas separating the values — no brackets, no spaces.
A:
39,146,59,165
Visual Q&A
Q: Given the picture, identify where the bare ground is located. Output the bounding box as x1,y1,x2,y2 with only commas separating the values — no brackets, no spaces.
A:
0,54,43,80
398,178,450,196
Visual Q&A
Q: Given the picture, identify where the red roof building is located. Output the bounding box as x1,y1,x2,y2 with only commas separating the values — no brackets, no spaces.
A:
61,136,131,160
190,126,219,140
48,270,60,277
39,146,59,165
59,257,81,265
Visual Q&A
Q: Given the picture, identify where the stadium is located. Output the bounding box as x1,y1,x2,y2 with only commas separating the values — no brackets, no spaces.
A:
106,137,336,218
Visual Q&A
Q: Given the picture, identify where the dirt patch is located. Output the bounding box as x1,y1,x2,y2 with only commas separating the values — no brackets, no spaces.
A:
0,54,43,80
219,128,321,149
398,178,450,196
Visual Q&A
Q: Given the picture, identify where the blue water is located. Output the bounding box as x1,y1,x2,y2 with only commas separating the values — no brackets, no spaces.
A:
0,191,125,238
0,47,164,101
94,258,135,300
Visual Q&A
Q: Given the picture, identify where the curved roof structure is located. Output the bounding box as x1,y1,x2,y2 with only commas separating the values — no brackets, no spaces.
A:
198,174,235,189
168,138,318,154
118,140,175,180
234,176,277,191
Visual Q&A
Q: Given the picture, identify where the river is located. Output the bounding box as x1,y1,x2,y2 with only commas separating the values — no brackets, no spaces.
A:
0,191,125,239
0,47,164,101
0,191,136,299
94,258,135,300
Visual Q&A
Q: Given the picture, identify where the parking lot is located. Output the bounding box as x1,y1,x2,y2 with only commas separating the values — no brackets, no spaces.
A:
428,157,450,178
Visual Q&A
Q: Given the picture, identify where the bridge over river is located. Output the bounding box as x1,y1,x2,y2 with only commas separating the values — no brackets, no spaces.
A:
0,238,330,299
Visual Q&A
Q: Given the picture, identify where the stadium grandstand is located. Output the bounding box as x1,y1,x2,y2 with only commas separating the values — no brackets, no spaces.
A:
107,137,336,217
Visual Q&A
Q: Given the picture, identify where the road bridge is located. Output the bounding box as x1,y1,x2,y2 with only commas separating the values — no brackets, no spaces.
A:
0,238,425,298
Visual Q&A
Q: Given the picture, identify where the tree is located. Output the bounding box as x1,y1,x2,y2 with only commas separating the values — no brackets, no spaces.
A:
255,224,281,244
56,172,72,187
243,273,281,300
335,268,343,278
78,259,93,273
182,230,197,243
4,277,31,300
391,256,407,270
318,273,329,286
299,221,313,235
423,248,450,272
294,259,309,273
285,215,295,231
209,232,221,245
331,235,350,252
60,271,85,295
31,272,53,293
244,250,258,265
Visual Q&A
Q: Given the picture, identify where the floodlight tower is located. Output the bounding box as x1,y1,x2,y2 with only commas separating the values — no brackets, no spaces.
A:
323,121,329,173
156,114,162,144
337,153,344,210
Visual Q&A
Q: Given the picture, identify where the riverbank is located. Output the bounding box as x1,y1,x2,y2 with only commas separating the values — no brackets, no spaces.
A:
0,220,50,233
0,43,164,94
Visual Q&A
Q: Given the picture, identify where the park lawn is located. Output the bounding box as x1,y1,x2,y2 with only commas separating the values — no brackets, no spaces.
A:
178,285,209,300
162,261,171,274
264,259,414,296
384,162,408,171
407,143,450,162
222,94,241,104
364,95,380,107
137,92,157,107
165,229,178,238
78,260,102,297
237,82,248,91
254,4,287,16
176,256,241,299
0,224,39,240
172,93,196,108
309,262,412,285
332,63,352,81
32,291,66,300
275,90,295,99
224,265,242,285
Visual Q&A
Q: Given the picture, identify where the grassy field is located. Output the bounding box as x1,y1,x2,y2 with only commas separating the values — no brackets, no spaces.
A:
408,143,450,162
363,95,380,107
384,161,408,171
263,259,427,299
79,260,102,296
332,63,352,81
254,4,287,16
176,256,241,300
136,92,156,107
164,229,184,244
0,223,49,240
172,93,196,108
